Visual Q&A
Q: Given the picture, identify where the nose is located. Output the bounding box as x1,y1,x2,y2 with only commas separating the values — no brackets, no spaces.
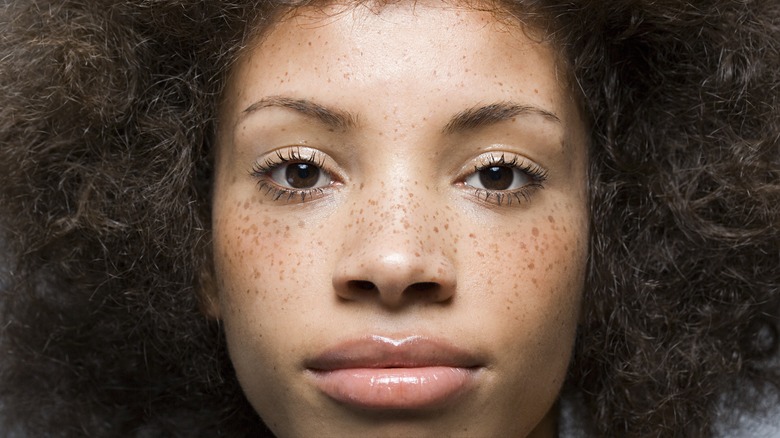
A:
331,193,457,309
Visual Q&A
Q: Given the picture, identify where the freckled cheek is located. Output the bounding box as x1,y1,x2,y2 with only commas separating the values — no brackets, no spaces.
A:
464,218,587,322
213,209,325,310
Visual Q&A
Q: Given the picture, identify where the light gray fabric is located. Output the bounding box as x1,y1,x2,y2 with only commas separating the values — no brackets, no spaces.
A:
717,411,780,438
558,390,780,437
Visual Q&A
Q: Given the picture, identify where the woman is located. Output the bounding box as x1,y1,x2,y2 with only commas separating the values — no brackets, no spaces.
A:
0,0,778,436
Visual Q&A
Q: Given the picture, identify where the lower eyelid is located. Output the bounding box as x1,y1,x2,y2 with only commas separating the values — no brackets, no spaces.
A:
255,181,330,203
468,184,545,207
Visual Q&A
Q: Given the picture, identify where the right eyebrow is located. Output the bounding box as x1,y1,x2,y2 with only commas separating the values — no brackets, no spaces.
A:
241,96,358,131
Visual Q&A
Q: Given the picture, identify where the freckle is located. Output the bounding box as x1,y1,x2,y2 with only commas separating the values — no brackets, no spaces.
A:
534,88,539,94
469,233,476,239
532,227,539,237
477,251,484,257
548,215,555,223
527,262,535,270
415,252,421,257
433,227,439,233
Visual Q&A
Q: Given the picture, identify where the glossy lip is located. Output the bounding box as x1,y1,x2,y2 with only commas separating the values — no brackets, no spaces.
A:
305,335,484,410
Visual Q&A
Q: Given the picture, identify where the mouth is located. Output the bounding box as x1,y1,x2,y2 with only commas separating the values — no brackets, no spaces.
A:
304,335,484,410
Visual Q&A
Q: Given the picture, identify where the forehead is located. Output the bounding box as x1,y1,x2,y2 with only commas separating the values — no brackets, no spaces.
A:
221,2,577,129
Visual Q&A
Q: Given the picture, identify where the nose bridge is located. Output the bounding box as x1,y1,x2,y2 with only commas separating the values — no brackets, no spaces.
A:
355,174,437,259
333,175,456,307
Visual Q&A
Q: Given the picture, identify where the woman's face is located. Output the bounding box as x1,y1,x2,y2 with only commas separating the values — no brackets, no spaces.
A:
212,2,589,437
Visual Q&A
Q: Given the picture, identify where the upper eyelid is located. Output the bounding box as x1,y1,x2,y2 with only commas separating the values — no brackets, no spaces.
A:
463,151,547,175
269,148,325,166
252,146,343,183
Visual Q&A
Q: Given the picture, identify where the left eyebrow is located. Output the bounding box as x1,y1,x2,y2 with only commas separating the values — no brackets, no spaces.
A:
443,102,561,135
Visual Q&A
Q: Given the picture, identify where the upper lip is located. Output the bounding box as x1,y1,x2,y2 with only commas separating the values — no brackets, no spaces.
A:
305,335,483,370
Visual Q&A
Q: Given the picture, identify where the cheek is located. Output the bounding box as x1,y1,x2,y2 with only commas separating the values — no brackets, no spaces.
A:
462,207,587,344
212,196,326,326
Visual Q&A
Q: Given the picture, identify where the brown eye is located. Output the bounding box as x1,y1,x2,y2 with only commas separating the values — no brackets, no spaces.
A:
285,163,321,188
270,162,331,190
478,166,513,190
465,165,531,191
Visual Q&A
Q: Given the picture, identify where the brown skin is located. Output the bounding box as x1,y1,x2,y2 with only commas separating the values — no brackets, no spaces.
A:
211,2,589,436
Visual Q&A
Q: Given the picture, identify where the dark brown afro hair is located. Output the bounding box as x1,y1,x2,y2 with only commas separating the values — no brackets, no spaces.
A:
0,0,778,437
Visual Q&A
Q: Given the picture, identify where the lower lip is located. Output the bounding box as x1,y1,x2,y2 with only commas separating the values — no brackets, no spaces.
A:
308,366,477,410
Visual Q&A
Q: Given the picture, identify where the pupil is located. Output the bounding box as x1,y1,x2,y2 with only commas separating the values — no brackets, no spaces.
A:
285,163,320,188
479,166,513,190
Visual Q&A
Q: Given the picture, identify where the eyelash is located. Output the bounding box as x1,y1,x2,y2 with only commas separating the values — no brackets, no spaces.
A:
249,148,548,206
467,153,548,206
249,148,331,203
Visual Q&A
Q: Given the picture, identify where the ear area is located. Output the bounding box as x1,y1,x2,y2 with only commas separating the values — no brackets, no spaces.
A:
196,257,221,320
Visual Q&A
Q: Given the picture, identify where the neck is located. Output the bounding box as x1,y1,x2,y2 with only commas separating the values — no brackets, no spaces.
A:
526,402,558,438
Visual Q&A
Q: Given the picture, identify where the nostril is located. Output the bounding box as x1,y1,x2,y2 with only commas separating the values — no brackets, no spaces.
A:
349,280,376,291
408,282,440,292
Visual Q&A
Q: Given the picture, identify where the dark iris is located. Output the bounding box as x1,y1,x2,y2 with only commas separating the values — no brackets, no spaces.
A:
478,166,513,190
285,163,320,188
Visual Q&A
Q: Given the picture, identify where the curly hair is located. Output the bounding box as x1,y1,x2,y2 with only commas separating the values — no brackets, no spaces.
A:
0,0,778,436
